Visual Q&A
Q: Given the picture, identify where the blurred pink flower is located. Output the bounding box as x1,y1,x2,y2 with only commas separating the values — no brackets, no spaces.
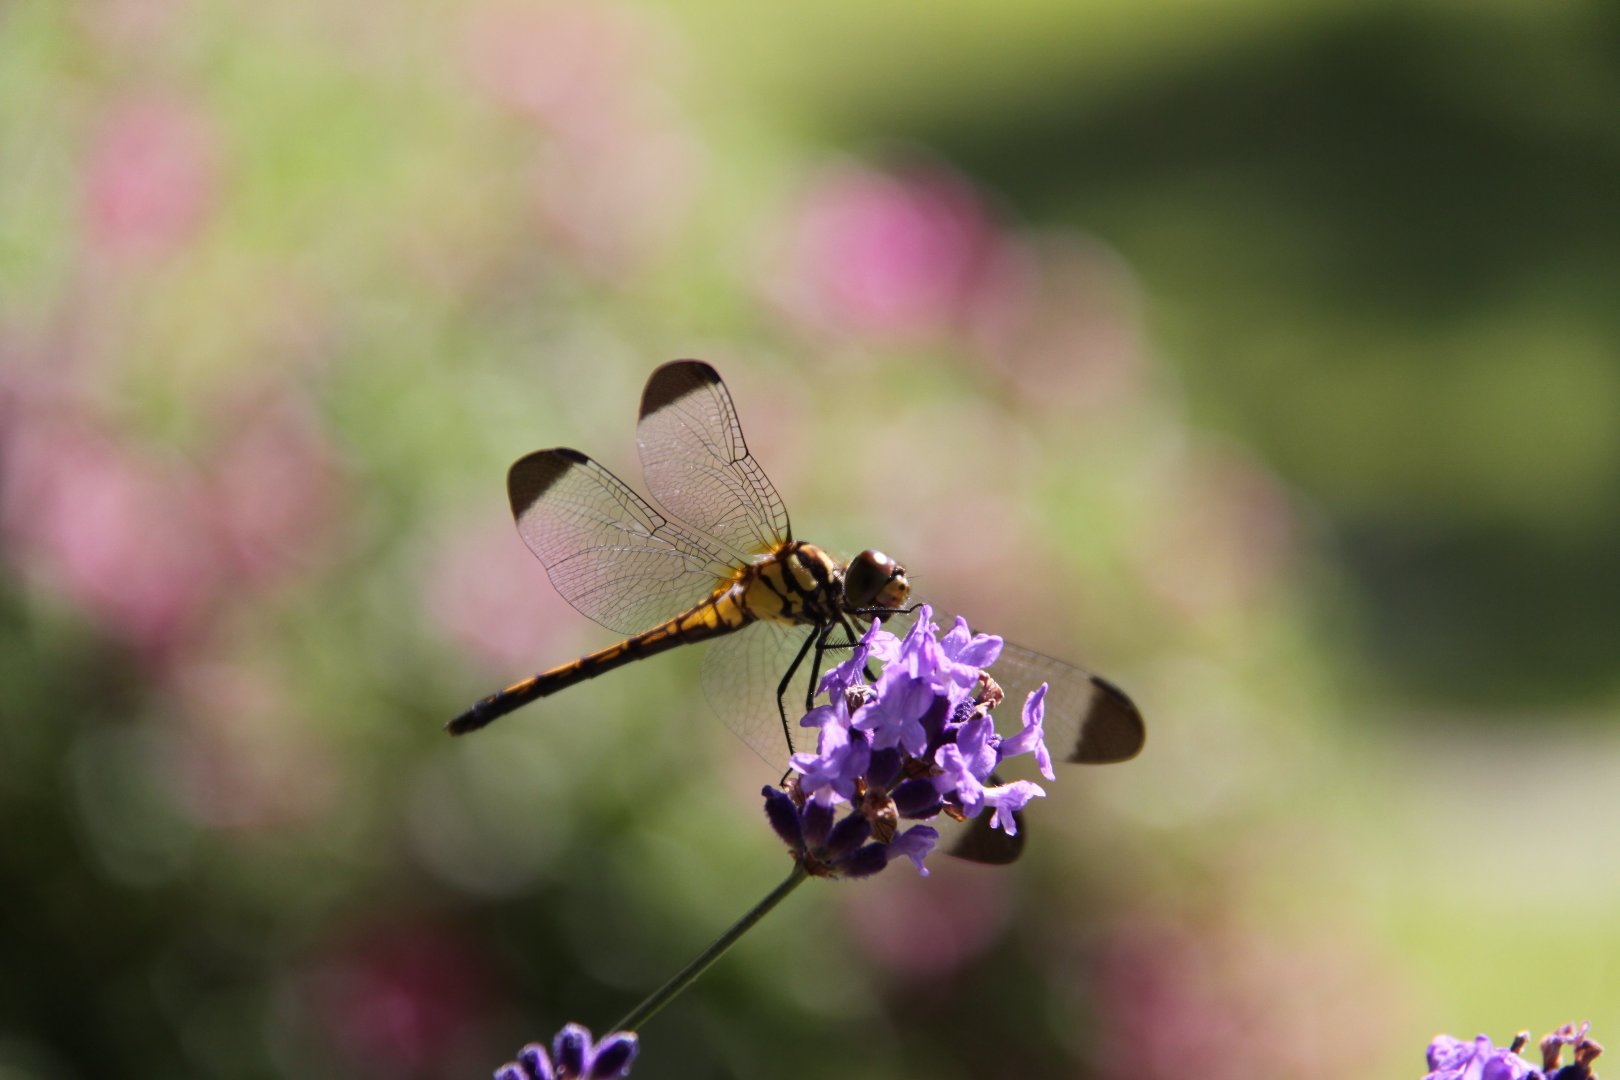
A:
425,517,580,674
82,95,219,260
1,407,224,657
465,3,701,276
165,652,339,830
839,864,1013,980
1137,444,1296,623
308,922,490,1076
529,127,702,277
465,3,653,145
768,162,1024,342
978,234,1150,412
204,389,349,587
75,0,183,50
1088,915,1396,1080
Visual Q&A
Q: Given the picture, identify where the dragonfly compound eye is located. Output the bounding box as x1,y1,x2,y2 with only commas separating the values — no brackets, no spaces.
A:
846,550,909,610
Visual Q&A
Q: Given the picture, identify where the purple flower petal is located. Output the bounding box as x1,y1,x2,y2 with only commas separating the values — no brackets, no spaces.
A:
835,843,890,878
998,683,1054,780
1423,1033,1545,1080
553,1023,592,1077
792,735,870,806
853,672,935,756
891,777,943,818
886,824,939,875
982,779,1045,835
823,810,873,860
933,743,986,813
516,1042,555,1080
816,619,886,701
761,786,803,851
953,710,999,781
586,1032,639,1079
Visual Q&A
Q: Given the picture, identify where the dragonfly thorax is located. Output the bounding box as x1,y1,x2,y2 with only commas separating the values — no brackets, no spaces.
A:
741,541,845,625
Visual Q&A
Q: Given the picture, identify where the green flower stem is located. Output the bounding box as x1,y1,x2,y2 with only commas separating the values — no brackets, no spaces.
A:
610,863,809,1033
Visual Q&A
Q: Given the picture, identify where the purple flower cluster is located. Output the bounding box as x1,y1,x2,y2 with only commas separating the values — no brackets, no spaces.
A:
495,1023,638,1080
763,605,1053,878
1424,1023,1603,1080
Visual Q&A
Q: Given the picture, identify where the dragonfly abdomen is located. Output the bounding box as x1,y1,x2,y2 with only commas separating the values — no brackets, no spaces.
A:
446,593,751,735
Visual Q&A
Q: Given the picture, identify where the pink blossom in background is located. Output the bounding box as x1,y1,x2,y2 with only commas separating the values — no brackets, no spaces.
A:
0,406,224,658
1137,445,1296,623
528,126,702,277
81,95,220,261
1088,915,1396,1080
74,0,183,51
465,3,701,275
165,653,338,830
839,864,1012,980
307,922,490,1076
978,234,1150,412
425,518,579,674
464,3,654,146
769,163,1023,342
204,389,348,587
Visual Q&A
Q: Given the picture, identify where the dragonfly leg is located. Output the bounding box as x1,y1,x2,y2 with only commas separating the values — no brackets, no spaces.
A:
803,622,841,713
774,622,821,759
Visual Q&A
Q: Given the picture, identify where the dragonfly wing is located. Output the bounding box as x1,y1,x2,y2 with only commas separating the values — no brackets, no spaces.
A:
699,620,821,769
883,606,1146,767
637,360,792,559
991,642,1146,765
939,786,1028,865
508,448,736,636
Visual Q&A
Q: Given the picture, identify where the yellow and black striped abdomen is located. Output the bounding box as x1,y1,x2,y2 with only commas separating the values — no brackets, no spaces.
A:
446,590,752,734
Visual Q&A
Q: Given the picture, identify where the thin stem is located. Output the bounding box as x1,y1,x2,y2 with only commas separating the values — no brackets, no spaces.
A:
609,864,809,1033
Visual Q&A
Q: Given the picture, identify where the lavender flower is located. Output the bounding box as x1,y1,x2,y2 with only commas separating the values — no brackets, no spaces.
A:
1424,1034,1543,1080
766,606,1052,877
1424,1024,1603,1080
494,1023,638,1080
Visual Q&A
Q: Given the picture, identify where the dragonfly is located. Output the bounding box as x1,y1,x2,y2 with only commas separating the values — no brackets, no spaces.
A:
447,360,1144,860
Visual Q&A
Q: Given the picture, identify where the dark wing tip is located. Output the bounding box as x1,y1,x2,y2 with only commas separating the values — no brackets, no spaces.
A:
1068,675,1147,764
507,448,583,518
641,359,722,418
947,808,1027,865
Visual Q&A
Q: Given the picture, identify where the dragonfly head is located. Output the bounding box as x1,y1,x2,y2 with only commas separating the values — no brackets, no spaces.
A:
844,549,910,612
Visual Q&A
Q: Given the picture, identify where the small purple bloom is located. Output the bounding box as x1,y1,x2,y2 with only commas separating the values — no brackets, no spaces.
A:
790,735,870,806
852,671,936,756
816,618,892,702
981,779,1044,836
998,684,1055,780
762,785,891,879
1425,1034,1543,1080
766,606,1062,875
938,615,1003,700
933,743,986,813
495,1023,638,1080
887,825,939,875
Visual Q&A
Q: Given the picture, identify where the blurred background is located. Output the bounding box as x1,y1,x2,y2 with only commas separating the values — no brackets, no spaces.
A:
2,1,1617,1077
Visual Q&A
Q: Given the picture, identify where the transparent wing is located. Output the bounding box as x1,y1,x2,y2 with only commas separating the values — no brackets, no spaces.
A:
637,360,792,560
699,620,820,769
883,605,1146,768
507,448,738,636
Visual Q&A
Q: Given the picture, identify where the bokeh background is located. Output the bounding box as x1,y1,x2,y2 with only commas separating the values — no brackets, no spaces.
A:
3,1,1617,1077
